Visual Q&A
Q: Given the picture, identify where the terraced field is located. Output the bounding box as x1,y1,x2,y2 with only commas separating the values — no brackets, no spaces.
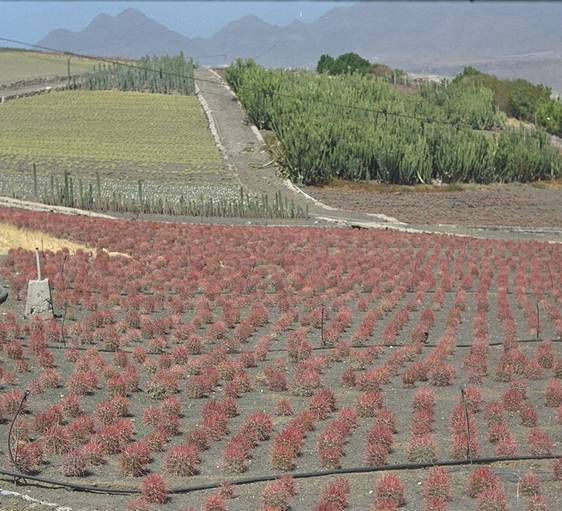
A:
0,90,238,205
0,50,96,86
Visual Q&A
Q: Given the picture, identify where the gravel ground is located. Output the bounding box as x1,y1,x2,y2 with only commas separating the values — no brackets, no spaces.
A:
304,182,562,230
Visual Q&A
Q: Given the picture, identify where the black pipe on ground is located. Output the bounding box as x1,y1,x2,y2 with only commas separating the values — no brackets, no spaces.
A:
3,336,561,357
0,284,8,305
0,454,559,496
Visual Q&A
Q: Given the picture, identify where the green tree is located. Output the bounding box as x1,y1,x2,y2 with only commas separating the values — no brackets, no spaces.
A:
453,67,555,130
316,52,372,76
330,52,371,75
536,99,562,137
509,79,551,120
317,54,335,74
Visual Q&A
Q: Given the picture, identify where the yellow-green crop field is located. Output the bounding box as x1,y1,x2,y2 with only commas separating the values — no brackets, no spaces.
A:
1,90,222,167
0,50,97,85
0,90,238,204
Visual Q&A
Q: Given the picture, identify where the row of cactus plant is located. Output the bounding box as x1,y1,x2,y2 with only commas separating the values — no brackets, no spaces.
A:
15,167,308,219
225,59,561,185
81,53,195,96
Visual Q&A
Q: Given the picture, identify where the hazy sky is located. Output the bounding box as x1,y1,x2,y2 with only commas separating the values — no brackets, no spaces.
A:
2,2,353,44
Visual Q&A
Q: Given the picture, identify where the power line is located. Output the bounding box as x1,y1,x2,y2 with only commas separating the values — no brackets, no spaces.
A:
253,40,288,60
0,36,221,85
0,36,475,129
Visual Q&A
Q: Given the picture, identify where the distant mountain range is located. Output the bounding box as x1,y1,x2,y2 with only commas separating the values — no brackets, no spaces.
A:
38,4,562,91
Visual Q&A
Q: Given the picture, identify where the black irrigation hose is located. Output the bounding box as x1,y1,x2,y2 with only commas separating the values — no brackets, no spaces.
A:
1,340,159,355
460,387,473,461
7,390,30,479
271,337,562,352
0,469,133,495
3,337,561,358
0,455,559,496
0,284,8,305
395,337,562,350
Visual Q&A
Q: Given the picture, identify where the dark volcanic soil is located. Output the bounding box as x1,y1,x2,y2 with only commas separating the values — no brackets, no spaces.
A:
305,182,562,229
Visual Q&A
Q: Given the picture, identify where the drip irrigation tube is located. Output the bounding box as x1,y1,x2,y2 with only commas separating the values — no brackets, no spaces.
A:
7,390,29,476
391,337,562,350
0,284,8,305
0,455,559,496
2,336,561,361
273,337,562,351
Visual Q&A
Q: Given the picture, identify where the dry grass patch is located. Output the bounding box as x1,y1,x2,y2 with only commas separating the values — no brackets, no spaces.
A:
313,179,466,193
531,178,562,189
0,223,90,255
0,222,132,258
313,178,562,194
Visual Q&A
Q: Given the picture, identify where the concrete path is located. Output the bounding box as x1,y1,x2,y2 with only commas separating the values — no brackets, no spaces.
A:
0,80,67,102
0,196,114,219
195,67,562,243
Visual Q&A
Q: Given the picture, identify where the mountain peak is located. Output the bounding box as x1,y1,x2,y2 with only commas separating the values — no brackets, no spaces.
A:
87,9,152,31
285,20,306,29
239,14,269,24
116,8,151,22
88,12,112,27
40,7,190,58
36,4,562,92
214,14,275,40
227,14,273,30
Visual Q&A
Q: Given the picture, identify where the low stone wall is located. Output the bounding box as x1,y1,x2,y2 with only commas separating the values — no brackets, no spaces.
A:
0,83,67,103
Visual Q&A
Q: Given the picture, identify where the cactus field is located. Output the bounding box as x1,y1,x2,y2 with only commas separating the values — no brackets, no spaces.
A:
0,89,240,208
0,46,560,511
0,207,560,510
226,60,561,186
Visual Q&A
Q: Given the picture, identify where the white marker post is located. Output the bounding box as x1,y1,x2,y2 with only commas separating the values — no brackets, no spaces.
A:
35,248,42,281
24,247,53,319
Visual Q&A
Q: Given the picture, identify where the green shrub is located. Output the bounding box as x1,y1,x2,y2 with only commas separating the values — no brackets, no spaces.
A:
227,60,560,185
316,52,371,76
536,99,562,137
453,67,561,136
